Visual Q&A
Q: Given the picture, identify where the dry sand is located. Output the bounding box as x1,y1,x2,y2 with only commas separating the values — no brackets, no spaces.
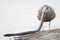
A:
16,28,60,40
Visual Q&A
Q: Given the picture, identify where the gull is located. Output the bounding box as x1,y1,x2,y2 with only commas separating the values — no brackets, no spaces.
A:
3,5,56,37
37,5,56,31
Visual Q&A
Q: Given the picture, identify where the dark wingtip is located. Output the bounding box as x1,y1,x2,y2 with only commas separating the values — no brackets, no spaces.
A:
3,34,13,37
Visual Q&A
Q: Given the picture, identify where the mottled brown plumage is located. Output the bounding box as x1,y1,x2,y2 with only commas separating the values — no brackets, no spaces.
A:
37,5,56,22
37,5,56,30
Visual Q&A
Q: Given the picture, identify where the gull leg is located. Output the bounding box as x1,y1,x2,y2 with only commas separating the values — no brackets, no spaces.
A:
49,22,50,32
